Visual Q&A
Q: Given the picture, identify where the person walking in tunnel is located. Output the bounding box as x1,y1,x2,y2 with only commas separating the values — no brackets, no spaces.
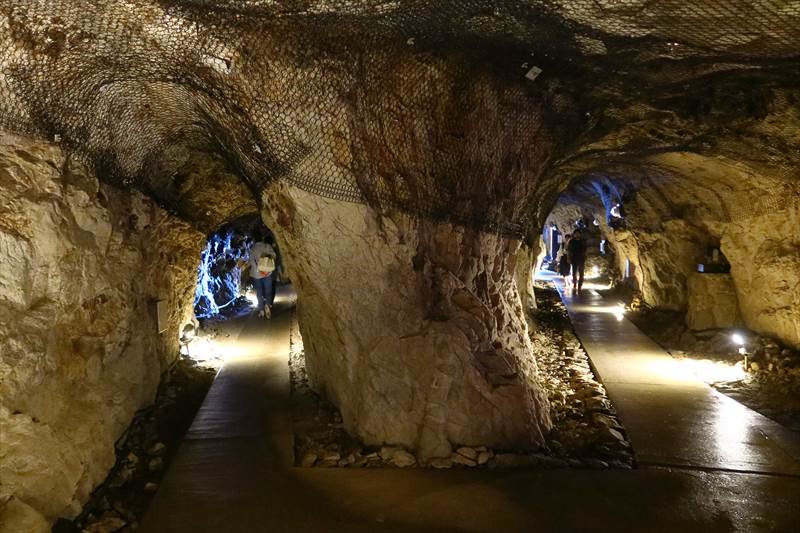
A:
249,230,278,318
558,233,572,288
568,229,587,293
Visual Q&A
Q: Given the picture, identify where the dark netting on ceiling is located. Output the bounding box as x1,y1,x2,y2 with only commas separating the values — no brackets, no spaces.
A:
1,1,799,236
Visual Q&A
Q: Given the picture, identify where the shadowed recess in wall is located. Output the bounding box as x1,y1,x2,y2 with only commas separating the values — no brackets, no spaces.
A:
1,1,800,236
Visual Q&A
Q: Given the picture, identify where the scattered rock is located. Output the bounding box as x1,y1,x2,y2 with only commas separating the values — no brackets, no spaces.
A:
83,514,126,533
455,446,478,460
602,427,627,445
428,457,453,469
379,446,401,461
607,460,633,469
147,457,164,472
390,450,416,468
147,442,166,457
584,458,609,469
476,451,493,465
300,452,318,468
592,413,622,430
319,450,341,466
451,453,477,467
109,466,135,488
143,482,159,493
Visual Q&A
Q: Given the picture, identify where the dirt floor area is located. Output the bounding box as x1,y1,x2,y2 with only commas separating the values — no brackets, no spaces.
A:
289,284,635,470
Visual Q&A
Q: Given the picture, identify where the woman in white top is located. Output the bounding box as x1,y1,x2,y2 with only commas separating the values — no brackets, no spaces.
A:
248,230,277,318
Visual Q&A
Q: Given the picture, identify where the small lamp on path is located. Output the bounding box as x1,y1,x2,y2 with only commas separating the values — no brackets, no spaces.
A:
732,332,748,368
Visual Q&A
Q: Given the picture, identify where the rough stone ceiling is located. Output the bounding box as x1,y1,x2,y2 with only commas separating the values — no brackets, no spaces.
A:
1,1,799,233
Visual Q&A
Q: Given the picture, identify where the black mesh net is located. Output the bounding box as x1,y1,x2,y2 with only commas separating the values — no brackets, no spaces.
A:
1,1,798,236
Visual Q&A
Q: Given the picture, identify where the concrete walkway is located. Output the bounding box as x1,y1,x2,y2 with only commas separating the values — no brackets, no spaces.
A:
140,283,800,533
556,278,800,476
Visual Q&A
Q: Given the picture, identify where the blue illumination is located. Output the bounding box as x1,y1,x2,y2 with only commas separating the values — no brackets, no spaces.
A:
194,230,250,319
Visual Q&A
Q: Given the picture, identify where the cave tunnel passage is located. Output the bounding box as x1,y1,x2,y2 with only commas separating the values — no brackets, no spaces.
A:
534,159,800,468
3,2,800,532
530,187,800,485
182,216,293,367
538,214,611,288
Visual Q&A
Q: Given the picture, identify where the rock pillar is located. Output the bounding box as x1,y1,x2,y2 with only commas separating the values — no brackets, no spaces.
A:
263,183,551,460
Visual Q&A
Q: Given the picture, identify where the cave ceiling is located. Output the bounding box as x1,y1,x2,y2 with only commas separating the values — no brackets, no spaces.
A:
0,1,798,233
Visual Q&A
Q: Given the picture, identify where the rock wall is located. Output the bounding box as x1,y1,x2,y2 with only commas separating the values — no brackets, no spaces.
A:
721,207,800,348
604,220,707,310
0,133,203,529
263,182,551,460
686,273,740,330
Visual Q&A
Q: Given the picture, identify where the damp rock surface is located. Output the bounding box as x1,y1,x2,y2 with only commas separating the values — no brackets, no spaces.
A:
0,132,204,529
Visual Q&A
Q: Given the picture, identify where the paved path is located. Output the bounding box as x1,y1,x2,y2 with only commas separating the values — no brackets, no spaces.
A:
140,282,800,533
555,276,800,476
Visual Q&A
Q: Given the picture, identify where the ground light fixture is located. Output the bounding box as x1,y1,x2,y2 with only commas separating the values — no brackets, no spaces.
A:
731,331,749,368
245,288,259,308
180,324,196,357
731,332,745,346
732,332,748,354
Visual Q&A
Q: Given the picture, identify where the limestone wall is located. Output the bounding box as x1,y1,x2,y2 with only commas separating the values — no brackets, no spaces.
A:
263,182,551,460
0,133,203,529
686,273,740,330
722,207,800,349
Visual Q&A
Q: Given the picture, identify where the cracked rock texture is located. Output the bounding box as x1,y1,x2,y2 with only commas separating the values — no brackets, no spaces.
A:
0,133,203,530
263,182,551,460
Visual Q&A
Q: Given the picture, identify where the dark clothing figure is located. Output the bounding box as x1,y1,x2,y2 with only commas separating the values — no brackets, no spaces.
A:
558,254,571,276
567,236,587,291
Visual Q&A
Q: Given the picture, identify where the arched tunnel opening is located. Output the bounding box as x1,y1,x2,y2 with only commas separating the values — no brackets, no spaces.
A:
1,2,800,533
179,216,293,367
538,162,800,417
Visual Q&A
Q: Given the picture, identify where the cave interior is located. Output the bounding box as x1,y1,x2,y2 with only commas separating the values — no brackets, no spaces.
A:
0,1,799,532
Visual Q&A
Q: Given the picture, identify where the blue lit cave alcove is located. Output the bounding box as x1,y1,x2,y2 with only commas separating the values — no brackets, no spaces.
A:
193,216,282,322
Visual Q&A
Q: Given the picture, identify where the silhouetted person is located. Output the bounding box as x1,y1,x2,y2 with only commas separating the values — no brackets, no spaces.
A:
568,229,587,292
249,229,277,318
558,233,572,286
